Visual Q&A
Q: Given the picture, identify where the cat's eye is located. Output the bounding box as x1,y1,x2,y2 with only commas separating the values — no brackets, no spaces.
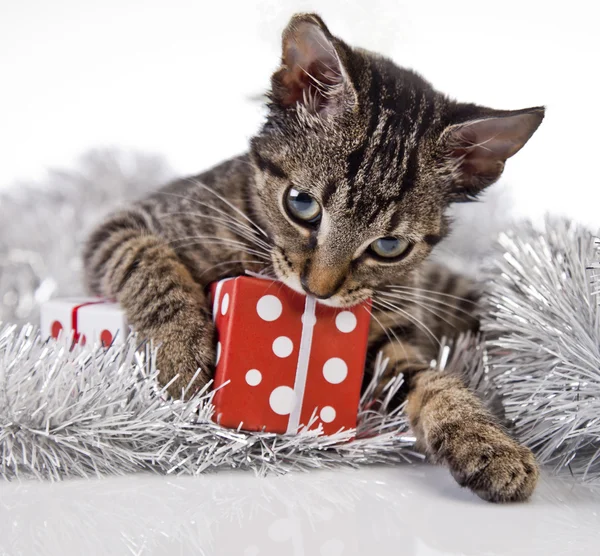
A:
369,237,412,260
285,187,321,225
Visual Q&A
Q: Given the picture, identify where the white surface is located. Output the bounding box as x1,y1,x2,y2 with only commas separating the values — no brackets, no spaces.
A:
1,465,598,555
1,0,599,228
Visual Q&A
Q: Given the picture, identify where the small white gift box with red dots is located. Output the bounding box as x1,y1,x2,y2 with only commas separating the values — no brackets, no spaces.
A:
210,276,372,435
40,298,127,347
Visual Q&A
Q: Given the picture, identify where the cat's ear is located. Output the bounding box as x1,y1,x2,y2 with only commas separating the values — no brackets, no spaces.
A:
271,13,357,117
440,107,544,201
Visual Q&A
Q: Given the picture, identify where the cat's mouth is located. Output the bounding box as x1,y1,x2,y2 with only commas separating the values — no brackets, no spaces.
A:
271,248,370,308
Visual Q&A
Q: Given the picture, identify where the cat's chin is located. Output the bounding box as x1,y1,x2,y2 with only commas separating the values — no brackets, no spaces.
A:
276,273,368,308
313,296,361,309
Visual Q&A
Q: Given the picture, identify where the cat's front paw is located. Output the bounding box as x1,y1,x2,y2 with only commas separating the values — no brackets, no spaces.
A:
433,423,539,503
155,322,216,400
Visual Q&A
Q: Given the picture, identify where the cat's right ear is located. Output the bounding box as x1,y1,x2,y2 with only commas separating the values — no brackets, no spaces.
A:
439,107,545,201
270,13,357,117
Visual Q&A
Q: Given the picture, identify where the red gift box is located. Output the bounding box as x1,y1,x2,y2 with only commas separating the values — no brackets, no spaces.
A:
210,276,372,435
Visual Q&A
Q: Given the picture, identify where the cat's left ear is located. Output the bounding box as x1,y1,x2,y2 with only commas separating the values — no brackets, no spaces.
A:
440,107,545,201
271,13,357,117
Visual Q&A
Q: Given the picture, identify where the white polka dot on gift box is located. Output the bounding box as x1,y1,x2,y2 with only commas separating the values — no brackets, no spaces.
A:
220,292,230,316
322,357,348,384
335,310,357,333
256,294,283,322
245,368,262,386
320,406,336,423
269,386,296,415
272,336,294,358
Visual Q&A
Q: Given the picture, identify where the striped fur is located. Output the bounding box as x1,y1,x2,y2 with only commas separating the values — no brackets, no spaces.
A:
84,13,544,502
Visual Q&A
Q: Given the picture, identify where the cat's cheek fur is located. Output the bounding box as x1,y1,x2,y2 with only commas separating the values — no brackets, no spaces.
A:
271,249,305,295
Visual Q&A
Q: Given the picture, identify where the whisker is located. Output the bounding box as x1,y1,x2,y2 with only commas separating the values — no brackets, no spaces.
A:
168,237,271,260
160,211,272,252
177,244,269,261
372,298,441,348
186,178,269,238
378,291,473,322
378,293,465,329
387,284,478,305
368,307,410,363
160,208,269,240
166,233,270,255
393,291,477,318
198,259,268,279
245,268,278,280
158,191,270,245
381,292,476,318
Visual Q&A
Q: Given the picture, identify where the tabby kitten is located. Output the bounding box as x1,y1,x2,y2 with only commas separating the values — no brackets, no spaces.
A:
84,14,543,502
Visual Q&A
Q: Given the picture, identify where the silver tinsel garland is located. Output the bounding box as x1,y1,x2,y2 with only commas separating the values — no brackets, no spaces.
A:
482,218,600,481
0,324,430,479
1,151,599,481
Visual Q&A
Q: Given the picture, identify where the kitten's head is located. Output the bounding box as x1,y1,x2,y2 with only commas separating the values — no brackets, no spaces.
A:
250,13,544,307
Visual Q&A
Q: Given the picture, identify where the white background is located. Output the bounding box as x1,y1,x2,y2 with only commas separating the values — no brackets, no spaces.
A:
1,0,598,228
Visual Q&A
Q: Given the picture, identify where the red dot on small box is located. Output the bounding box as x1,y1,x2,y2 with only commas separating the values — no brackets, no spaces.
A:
51,320,63,339
100,329,113,347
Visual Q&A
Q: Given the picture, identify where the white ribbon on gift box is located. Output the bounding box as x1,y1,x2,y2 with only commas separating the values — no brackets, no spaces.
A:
287,294,317,434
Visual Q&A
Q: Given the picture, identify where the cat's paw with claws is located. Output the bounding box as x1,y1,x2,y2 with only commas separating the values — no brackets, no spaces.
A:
433,423,539,503
155,321,216,400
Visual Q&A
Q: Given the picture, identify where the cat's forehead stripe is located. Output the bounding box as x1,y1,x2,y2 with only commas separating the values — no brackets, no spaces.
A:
387,211,401,233
341,67,439,223
320,178,337,208
345,60,382,209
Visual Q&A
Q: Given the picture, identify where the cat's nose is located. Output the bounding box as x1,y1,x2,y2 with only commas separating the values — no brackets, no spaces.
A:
300,263,346,300
300,275,333,299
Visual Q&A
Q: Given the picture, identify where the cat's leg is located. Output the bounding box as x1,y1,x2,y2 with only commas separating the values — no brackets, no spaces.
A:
83,210,215,398
369,339,538,503
406,367,538,502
